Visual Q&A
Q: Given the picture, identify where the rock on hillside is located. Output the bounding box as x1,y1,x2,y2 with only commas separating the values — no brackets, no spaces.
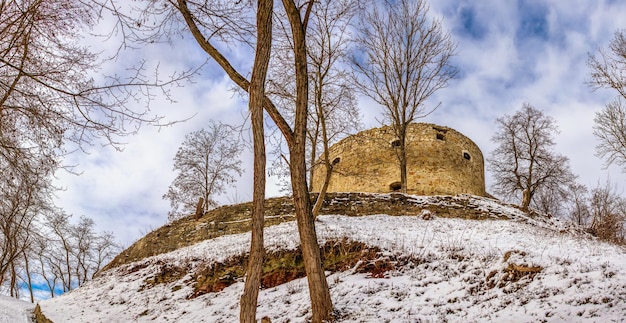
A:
39,193,626,322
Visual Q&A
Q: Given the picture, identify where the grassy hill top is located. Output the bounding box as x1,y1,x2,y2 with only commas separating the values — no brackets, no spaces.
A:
104,192,561,271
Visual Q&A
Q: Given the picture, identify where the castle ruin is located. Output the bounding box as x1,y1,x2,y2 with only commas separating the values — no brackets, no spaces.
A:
311,123,486,197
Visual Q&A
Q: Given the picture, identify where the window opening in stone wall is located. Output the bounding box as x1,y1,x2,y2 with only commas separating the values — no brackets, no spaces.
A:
332,157,341,165
463,152,471,160
391,139,401,148
436,133,445,141
389,181,402,191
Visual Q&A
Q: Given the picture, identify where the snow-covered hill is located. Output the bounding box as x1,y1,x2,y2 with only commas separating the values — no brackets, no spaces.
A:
0,295,34,323
38,195,626,322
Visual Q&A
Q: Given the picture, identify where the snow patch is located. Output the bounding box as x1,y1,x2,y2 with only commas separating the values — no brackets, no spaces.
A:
39,212,626,322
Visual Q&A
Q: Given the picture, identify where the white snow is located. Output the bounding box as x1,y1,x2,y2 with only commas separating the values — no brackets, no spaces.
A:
0,295,34,323
38,195,626,322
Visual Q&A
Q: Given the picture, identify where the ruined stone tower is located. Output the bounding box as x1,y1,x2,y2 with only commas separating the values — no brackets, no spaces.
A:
311,123,486,196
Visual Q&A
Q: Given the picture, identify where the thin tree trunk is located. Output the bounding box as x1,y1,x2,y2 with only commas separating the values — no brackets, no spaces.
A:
283,1,334,321
176,1,332,319
10,262,16,297
521,188,531,211
240,0,272,322
312,163,331,218
312,92,332,218
64,240,72,291
39,254,55,298
291,154,334,322
399,142,408,193
308,126,319,191
23,250,34,303
204,154,210,212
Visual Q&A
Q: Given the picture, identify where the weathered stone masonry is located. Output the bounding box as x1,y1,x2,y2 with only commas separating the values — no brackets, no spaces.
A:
311,123,486,196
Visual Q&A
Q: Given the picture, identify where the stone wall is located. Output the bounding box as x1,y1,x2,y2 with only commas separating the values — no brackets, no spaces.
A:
311,123,486,196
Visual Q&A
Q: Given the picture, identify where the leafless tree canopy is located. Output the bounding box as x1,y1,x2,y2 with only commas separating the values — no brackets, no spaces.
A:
352,0,457,192
0,0,190,300
588,30,626,99
593,98,626,169
163,121,243,220
567,183,591,226
589,30,626,171
267,0,361,214
587,181,626,244
40,212,119,296
5,17,196,282
488,103,576,211
99,1,340,320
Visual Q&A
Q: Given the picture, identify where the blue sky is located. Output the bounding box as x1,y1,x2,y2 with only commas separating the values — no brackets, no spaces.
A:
53,0,626,248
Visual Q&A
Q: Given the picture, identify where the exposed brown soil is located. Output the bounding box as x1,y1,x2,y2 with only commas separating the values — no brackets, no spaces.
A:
187,239,385,299
132,238,394,299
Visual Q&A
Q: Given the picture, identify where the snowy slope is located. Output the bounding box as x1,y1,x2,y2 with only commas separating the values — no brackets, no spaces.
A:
39,196,626,322
0,295,34,323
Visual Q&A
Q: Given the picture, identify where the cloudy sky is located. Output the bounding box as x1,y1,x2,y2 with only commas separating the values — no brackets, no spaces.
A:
53,0,626,247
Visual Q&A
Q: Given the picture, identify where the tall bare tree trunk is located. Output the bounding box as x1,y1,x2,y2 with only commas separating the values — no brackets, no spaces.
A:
521,189,531,211
399,142,408,193
10,262,16,297
308,123,319,191
312,97,332,218
394,127,408,194
240,1,272,322
400,146,408,193
176,1,332,319
283,1,334,321
23,250,34,303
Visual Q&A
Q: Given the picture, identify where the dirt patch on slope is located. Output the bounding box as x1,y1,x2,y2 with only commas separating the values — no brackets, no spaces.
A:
132,238,389,299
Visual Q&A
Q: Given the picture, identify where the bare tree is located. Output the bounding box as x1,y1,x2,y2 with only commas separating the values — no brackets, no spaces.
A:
0,154,54,293
107,1,335,320
588,30,626,100
25,211,120,297
92,231,118,277
352,0,457,192
592,98,626,169
163,121,243,220
72,216,97,285
588,180,626,244
0,0,185,300
33,231,58,298
488,103,576,211
46,211,75,292
268,0,361,216
281,2,335,320
0,0,184,161
568,183,591,226
588,30,626,170
306,0,360,217
531,186,569,217
531,179,581,218
240,0,272,321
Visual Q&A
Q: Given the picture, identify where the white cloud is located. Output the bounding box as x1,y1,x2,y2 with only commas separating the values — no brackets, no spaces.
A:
54,1,626,245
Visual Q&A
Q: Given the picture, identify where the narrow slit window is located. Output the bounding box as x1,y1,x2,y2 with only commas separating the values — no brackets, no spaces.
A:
463,152,471,160
332,157,341,165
